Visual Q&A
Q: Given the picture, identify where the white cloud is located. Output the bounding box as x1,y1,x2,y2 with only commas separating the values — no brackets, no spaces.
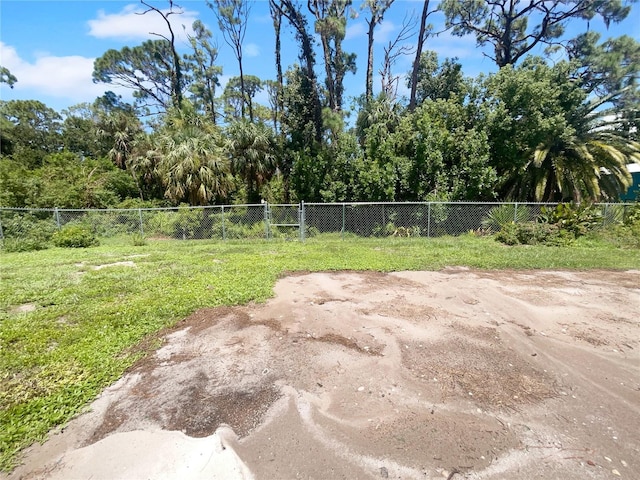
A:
376,20,398,45
346,20,401,45
428,31,480,60
87,3,199,42
0,42,130,103
244,43,260,58
345,22,366,41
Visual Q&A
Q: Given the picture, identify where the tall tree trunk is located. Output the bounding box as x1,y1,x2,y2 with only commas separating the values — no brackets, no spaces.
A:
279,0,323,141
366,18,376,102
334,40,346,110
308,0,353,112
238,56,253,121
409,0,430,111
270,0,284,133
141,1,183,109
321,36,337,110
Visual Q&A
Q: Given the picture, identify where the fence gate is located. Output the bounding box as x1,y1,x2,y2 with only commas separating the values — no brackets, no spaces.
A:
264,203,305,241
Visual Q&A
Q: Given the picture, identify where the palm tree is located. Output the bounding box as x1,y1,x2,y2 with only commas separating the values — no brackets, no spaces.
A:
509,91,640,202
226,120,276,203
156,105,232,205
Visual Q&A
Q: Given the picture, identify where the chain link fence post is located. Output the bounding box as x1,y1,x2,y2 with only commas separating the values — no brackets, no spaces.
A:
264,202,270,240
299,201,306,242
138,208,144,236
221,206,226,241
427,202,431,238
54,207,61,230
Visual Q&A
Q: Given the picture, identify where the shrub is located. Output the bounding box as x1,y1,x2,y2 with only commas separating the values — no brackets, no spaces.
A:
495,222,569,246
598,204,640,249
2,237,49,252
131,233,147,246
0,212,56,252
623,203,640,226
482,204,530,232
539,203,601,238
52,225,99,248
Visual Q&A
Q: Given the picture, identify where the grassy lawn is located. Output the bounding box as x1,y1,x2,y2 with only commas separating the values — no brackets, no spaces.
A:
1,234,639,470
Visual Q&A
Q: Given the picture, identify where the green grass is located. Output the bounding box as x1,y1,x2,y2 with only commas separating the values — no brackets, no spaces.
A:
1,233,639,470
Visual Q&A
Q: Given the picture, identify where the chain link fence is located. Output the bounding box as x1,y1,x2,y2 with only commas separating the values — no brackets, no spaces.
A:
0,202,634,246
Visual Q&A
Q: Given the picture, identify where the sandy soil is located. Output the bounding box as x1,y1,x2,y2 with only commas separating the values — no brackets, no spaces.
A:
5,268,640,480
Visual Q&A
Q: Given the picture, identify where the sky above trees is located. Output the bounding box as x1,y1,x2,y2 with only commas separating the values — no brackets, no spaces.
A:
1,0,638,114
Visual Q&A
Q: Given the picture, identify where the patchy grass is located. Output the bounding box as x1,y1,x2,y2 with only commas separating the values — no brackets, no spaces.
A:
1,234,639,470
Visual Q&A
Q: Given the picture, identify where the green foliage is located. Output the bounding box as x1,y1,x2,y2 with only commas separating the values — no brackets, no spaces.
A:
155,104,232,205
0,159,35,207
1,153,139,210
394,99,497,201
623,203,640,225
226,120,276,203
0,100,63,168
0,66,18,88
146,206,207,239
495,222,568,246
567,32,640,106
52,225,99,248
441,0,631,67
482,204,531,231
0,212,56,252
590,203,640,248
319,131,362,202
225,221,268,239
539,203,602,238
407,51,468,105
130,233,147,246
602,220,640,249
485,59,640,202
222,75,264,122
93,40,182,111
184,20,223,123
259,173,287,204
496,202,607,246
2,6,639,210
2,237,49,253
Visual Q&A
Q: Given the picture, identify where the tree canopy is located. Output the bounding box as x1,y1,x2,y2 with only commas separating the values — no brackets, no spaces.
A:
441,0,633,68
3,0,639,208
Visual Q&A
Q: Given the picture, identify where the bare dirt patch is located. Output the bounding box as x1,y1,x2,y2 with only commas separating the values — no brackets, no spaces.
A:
10,303,37,314
6,269,640,480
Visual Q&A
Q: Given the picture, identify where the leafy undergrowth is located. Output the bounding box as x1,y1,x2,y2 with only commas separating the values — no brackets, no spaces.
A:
1,234,639,470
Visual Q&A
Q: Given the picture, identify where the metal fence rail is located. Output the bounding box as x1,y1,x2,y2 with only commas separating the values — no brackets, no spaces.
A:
0,202,634,245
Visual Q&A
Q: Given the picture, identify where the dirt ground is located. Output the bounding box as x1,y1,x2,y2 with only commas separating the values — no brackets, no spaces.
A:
5,268,640,480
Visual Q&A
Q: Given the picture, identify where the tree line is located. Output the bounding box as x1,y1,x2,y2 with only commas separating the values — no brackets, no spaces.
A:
1,0,639,209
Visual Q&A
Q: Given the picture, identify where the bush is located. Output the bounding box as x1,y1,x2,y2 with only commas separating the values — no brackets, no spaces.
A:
623,203,640,226
52,225,99,248
131,233,147,246
2,237,49,252
495,222,569,246
0,212,56,252
539,203,601,238
598,204,640,249
482,204,530,232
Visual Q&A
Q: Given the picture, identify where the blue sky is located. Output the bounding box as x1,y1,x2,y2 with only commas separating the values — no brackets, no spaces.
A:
1,0,639,115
